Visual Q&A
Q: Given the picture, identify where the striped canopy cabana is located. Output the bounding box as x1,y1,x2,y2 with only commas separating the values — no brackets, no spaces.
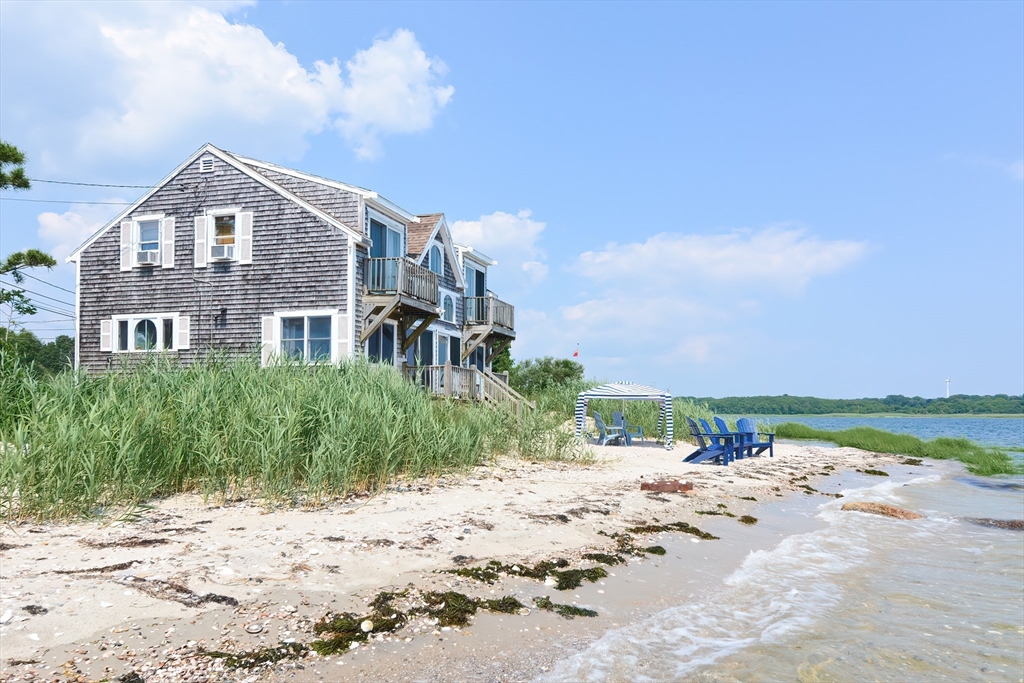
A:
575,382,674,450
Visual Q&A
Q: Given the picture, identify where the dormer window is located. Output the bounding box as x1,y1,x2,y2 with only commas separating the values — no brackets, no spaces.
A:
428,245,442,275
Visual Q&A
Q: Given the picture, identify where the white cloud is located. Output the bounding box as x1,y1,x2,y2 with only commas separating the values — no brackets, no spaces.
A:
450,210,548,292
1,3,452,165
37,203,125,263
574,225,868,295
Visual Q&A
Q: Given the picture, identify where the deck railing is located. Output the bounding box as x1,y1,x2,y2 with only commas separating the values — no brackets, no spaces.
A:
464,295,514,330
367,257,439,305
401,362,533,412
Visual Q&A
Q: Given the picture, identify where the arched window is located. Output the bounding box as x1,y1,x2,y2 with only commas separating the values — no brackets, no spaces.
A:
429,245,442,275
134,319,157,351
443,295,454,322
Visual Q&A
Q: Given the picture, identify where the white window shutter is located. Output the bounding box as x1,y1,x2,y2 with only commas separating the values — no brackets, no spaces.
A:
237,211,253,264
100,319,112,351
333,313,349,363
120,221,133,271
160,217,175,268
176,315,190,350
194,216,208,268
261,315,277,367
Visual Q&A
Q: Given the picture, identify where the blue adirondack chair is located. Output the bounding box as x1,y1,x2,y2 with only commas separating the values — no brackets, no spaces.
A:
712,416,749,459
613,411,643,443
736,418,775,458
684,416,735,465
593,411,626,446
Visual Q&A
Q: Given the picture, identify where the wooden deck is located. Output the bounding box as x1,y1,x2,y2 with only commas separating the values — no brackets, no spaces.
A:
402,362,534,414
362,257,441,351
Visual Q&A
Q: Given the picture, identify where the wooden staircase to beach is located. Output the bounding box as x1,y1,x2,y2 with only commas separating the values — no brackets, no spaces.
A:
402,362,534,415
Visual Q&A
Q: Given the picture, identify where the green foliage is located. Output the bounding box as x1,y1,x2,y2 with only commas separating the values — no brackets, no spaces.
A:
686,393,1023,415
0,141,30,190
509,356,584,394
0,355,580,520
0,329,74,375
1,249,58,322
774,423,1020,476
491,344,513,374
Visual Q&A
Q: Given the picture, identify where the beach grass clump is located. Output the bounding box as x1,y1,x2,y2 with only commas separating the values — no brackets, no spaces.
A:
0,354,584,520
772,423,1020,477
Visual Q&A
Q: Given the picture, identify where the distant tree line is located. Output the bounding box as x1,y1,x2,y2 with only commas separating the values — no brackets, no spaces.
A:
1,328,74,376
683,394,1024,415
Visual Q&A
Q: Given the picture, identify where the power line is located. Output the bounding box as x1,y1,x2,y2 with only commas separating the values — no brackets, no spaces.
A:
21,303,76,318
0,198,131,205
28,178,152,189
0,280,75,307
19,272,76,295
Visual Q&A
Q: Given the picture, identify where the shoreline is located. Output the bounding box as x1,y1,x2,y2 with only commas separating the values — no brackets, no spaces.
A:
0,442,913,682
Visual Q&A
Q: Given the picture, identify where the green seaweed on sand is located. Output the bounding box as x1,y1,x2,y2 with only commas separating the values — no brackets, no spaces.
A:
739,496,757,501
533,596,598,619
204,642,309,669
901,458,923,466
421,590,481,626
863,469,889,476
738,515,758,525
481,595,527,614
644,545,667,555
444,557,606,591
625,521,719,541
549,567,608,590
581,552,626,565
696,509,736,517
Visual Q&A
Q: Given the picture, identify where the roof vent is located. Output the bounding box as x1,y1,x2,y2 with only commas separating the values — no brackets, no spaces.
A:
199,156,215,173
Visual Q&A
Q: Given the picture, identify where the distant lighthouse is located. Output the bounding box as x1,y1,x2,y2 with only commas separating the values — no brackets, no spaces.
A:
945,376,950,398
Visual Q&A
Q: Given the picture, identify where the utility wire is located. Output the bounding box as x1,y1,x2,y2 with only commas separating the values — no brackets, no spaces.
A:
0,198,132,205
27,178,152,189
19,272,76,295
21,303,76,318
0,280,74,307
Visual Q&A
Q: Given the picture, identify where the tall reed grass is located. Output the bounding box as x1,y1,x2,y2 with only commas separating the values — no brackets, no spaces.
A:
0,354,582,520
773,423,1020,477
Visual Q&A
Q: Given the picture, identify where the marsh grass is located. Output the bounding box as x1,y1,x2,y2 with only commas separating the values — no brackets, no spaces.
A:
774,423,1020,477
0,354,580,520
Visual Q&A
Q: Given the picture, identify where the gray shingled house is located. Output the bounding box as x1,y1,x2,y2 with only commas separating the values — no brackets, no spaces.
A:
68,144,518,402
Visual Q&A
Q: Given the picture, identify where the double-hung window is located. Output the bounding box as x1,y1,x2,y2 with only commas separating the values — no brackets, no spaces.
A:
195,209,253,266
281,316,332,362
120,214,174,270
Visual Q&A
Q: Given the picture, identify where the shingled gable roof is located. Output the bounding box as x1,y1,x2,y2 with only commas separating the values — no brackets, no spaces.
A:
66,143,369,262
407,213,443,258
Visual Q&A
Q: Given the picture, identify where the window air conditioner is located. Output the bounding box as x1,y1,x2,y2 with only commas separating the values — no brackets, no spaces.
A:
210,244,235,261
136,250,160,266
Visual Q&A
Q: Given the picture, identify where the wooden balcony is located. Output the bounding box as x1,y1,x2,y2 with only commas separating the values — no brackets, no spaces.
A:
361,257,441,352
462,294,515,364
402,362,533,414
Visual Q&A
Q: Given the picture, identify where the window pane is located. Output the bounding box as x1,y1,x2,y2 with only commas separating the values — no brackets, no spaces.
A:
139,220,160,251
443,295,453,322
281,317,305,360
387,229,401,258
134,319,156,350
118,320,128,351
382,324,394,363
465,266,475,296
438,336,448,365
450,338,460,365
214,215,235,245
420,331,434,365
430,246,442,275
163,319,174,350
370,220,386,258
307,316,331,362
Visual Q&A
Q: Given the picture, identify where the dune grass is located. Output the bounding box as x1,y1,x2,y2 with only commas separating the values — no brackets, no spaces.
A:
773,423,1020,477
0,354,584,521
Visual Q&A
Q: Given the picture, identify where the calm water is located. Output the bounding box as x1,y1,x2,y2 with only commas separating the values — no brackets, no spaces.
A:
540,465,1024,682
760,415,1024,450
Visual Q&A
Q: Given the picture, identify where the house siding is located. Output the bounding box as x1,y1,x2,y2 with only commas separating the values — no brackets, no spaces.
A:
78,156,350,372
245,166,361,232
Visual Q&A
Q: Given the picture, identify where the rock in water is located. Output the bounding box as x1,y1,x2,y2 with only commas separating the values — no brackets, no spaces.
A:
841,502,923,520
965,517,1024,530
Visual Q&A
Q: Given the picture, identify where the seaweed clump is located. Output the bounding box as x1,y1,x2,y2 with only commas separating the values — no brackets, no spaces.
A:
695,510,736,518
581,552,626,566
739,496,757,501
204,642,309,669
738,515,758,525
624,521,719,541
533,596,598,619
444,558,606,591
863,469,889,476
901,458,923,466
597,530,669,558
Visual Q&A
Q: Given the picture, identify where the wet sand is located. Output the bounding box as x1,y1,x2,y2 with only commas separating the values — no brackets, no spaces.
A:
0,441,904,682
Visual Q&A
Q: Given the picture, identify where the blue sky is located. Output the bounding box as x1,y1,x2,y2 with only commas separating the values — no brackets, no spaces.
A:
1,1,1021,398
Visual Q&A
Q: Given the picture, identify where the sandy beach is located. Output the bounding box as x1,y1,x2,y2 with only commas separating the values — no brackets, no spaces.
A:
0,442,908,682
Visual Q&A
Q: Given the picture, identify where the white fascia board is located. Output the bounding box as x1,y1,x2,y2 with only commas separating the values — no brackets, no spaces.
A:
231,153,420,225
215,149,368,246
433,217,467,290
66,143,216,263
454,243,497,267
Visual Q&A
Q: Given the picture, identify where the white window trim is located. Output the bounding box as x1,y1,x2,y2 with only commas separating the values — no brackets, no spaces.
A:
202,207,251,265
131,213,164,268
270,308,340,364
112,311,180,353
438,287,459,323
464,263,486,297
